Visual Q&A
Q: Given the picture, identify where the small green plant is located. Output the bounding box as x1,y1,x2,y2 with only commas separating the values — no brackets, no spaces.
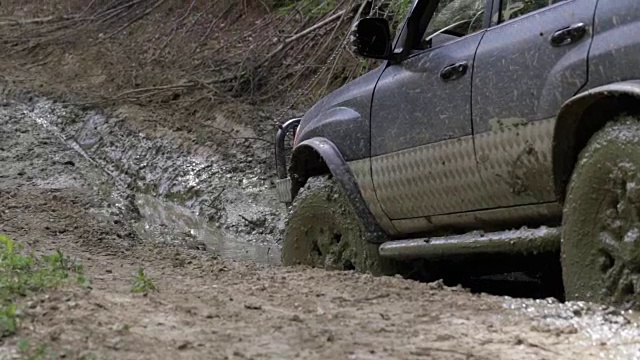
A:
0,235,86,338
15,339,49,360
0,304,18,338
17,339,47,360
131,268,157,294
389,0,413,17
17,338,31,353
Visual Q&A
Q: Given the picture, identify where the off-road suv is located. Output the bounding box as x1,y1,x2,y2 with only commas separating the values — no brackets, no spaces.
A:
275,0,640,307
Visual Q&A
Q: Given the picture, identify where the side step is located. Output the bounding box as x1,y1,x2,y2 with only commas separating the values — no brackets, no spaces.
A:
378,227,561,260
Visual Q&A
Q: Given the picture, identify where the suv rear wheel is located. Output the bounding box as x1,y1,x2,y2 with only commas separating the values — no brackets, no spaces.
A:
562,117,640,308
281,176,400,276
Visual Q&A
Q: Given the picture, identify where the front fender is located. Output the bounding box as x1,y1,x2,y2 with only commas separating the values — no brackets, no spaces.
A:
296,107,369,162
553,80,640,200
289,137,389,243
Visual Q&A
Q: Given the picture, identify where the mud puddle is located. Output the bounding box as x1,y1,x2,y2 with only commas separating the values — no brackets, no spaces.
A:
1,85,284,263
134,193,280,264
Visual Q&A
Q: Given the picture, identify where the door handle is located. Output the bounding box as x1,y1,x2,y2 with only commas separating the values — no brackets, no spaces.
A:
440,61,468,82
550,23,587,47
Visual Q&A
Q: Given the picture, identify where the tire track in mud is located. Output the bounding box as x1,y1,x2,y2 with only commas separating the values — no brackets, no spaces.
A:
0,83,283,263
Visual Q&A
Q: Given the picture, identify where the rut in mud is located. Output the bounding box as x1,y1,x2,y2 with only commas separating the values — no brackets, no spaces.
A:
0,84,283,264
2,85,640,360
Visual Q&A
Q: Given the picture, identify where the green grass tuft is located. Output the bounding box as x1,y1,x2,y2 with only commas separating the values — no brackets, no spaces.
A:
0,234,86,338
15,339,49,360
131,267,157,294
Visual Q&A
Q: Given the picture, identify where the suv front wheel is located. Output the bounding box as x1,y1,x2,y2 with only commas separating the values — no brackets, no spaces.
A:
562,117,640,308
281,176,401,276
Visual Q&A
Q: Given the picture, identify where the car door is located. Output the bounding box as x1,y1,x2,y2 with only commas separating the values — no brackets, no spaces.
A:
472,0,599,208
370,0,490,223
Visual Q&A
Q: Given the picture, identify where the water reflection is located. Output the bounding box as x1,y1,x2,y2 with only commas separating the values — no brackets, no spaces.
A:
134,194,281,265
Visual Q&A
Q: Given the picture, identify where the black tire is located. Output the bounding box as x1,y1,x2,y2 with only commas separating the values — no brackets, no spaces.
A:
562,117,640,308
281,176,400,276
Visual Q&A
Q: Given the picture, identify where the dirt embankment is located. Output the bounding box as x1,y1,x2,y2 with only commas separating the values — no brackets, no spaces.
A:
0,0,384,245
0,0,384,136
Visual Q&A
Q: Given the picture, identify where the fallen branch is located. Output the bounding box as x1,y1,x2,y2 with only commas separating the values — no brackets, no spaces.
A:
288,10,346,43
261,9,346,66
200,122,273,145
321,0,366,94
0,15,82,26
111,83,194,99
204,188,225,209
96,0,144,24
239,215,263,227
100,0,167,41
181,0,218,37
80,0,98,16
96,0,143,19
266,4,349,103
197,1,236,45
203,8,349,97
148,0,199,63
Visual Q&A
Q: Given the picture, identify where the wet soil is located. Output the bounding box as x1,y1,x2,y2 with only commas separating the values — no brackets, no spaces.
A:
0,84,283,261
2,85,640,359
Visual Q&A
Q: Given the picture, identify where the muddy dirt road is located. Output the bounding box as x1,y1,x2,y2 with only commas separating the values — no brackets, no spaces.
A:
2,90,640,360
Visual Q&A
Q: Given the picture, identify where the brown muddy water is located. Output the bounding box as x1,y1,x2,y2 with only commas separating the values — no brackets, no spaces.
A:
134,193,280,264
4,86,284,265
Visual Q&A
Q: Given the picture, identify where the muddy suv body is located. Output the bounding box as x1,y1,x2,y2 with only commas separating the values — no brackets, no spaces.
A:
276,0,640,307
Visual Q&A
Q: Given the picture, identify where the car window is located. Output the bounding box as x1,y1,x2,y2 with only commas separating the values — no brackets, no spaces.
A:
423,0,485,45
390,0,419,42
499,0,563,22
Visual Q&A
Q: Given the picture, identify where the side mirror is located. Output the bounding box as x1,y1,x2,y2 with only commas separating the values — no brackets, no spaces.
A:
349,18,393,60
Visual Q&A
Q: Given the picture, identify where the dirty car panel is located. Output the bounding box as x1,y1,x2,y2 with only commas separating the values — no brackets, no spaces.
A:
370,32,485,220
472,0,598,209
